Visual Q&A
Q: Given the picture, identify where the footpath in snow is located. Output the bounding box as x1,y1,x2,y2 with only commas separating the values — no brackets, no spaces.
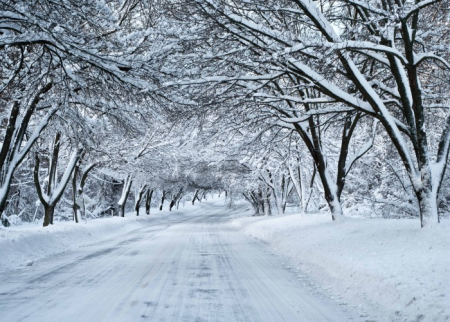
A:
232,210,450,322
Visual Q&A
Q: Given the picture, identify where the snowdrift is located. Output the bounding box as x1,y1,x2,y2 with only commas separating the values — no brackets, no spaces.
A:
0,203,198,272
233,213,450,322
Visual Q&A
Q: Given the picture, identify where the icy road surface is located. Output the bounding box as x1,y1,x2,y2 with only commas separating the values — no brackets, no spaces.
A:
0,203,357,321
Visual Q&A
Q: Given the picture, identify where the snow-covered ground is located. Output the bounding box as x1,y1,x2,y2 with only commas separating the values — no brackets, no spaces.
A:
0,201,201,272
232,210,450,322
2,197,449,321
0,198,356,322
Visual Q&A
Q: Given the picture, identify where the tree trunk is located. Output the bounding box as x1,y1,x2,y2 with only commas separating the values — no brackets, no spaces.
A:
263,197,271,216
0,193,11,227
298,163,307,213
43,205,55,227
257,190,264,216
0,84,54,227
145,189,153,215
243,192,259,216
134,185,147,216
289,163,304,213
415,169,439,228
72,166,79,223
192,189,199,205
312,134,343,219
47,133,61,196
119,202,126,218
1,211,10,227
34,148,82,227
317,166,343,220
118,176,132,217
263,188,272,216
159,190,165,211
169,199,176,211
76,163,96,222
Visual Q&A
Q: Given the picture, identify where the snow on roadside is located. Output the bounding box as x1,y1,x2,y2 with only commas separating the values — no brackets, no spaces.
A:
232,213,450,322
0,202,201,273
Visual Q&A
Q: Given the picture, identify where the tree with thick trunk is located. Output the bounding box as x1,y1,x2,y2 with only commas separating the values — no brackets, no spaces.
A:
0,82,55,226
186,0,443,225
34,134,82,227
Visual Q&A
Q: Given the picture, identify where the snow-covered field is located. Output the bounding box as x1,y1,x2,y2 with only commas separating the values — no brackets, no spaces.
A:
0,202,199,272
233,211,450,322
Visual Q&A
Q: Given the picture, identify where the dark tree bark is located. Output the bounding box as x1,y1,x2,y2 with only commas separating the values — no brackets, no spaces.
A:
169,188,183,211
118,176,133,217
43,205,55,227
159,189,169,211
192,189,200,205
134,185,147,216
0,83,54,226
169,199,176,211
145,189,154,215
72,165,79,224
34,137,82,227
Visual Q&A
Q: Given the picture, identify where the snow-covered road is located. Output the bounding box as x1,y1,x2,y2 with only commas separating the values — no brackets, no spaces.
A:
0,203,357,321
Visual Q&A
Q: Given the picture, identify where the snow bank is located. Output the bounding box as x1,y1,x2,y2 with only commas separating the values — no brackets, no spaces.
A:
232,213,450,322
0,203,201,273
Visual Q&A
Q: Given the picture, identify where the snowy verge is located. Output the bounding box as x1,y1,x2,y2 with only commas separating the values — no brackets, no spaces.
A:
232,213,450,322
0,201,205,273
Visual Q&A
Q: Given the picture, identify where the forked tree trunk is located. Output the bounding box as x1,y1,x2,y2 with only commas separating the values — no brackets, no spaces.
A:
34,138,82,227
0,83,54,227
